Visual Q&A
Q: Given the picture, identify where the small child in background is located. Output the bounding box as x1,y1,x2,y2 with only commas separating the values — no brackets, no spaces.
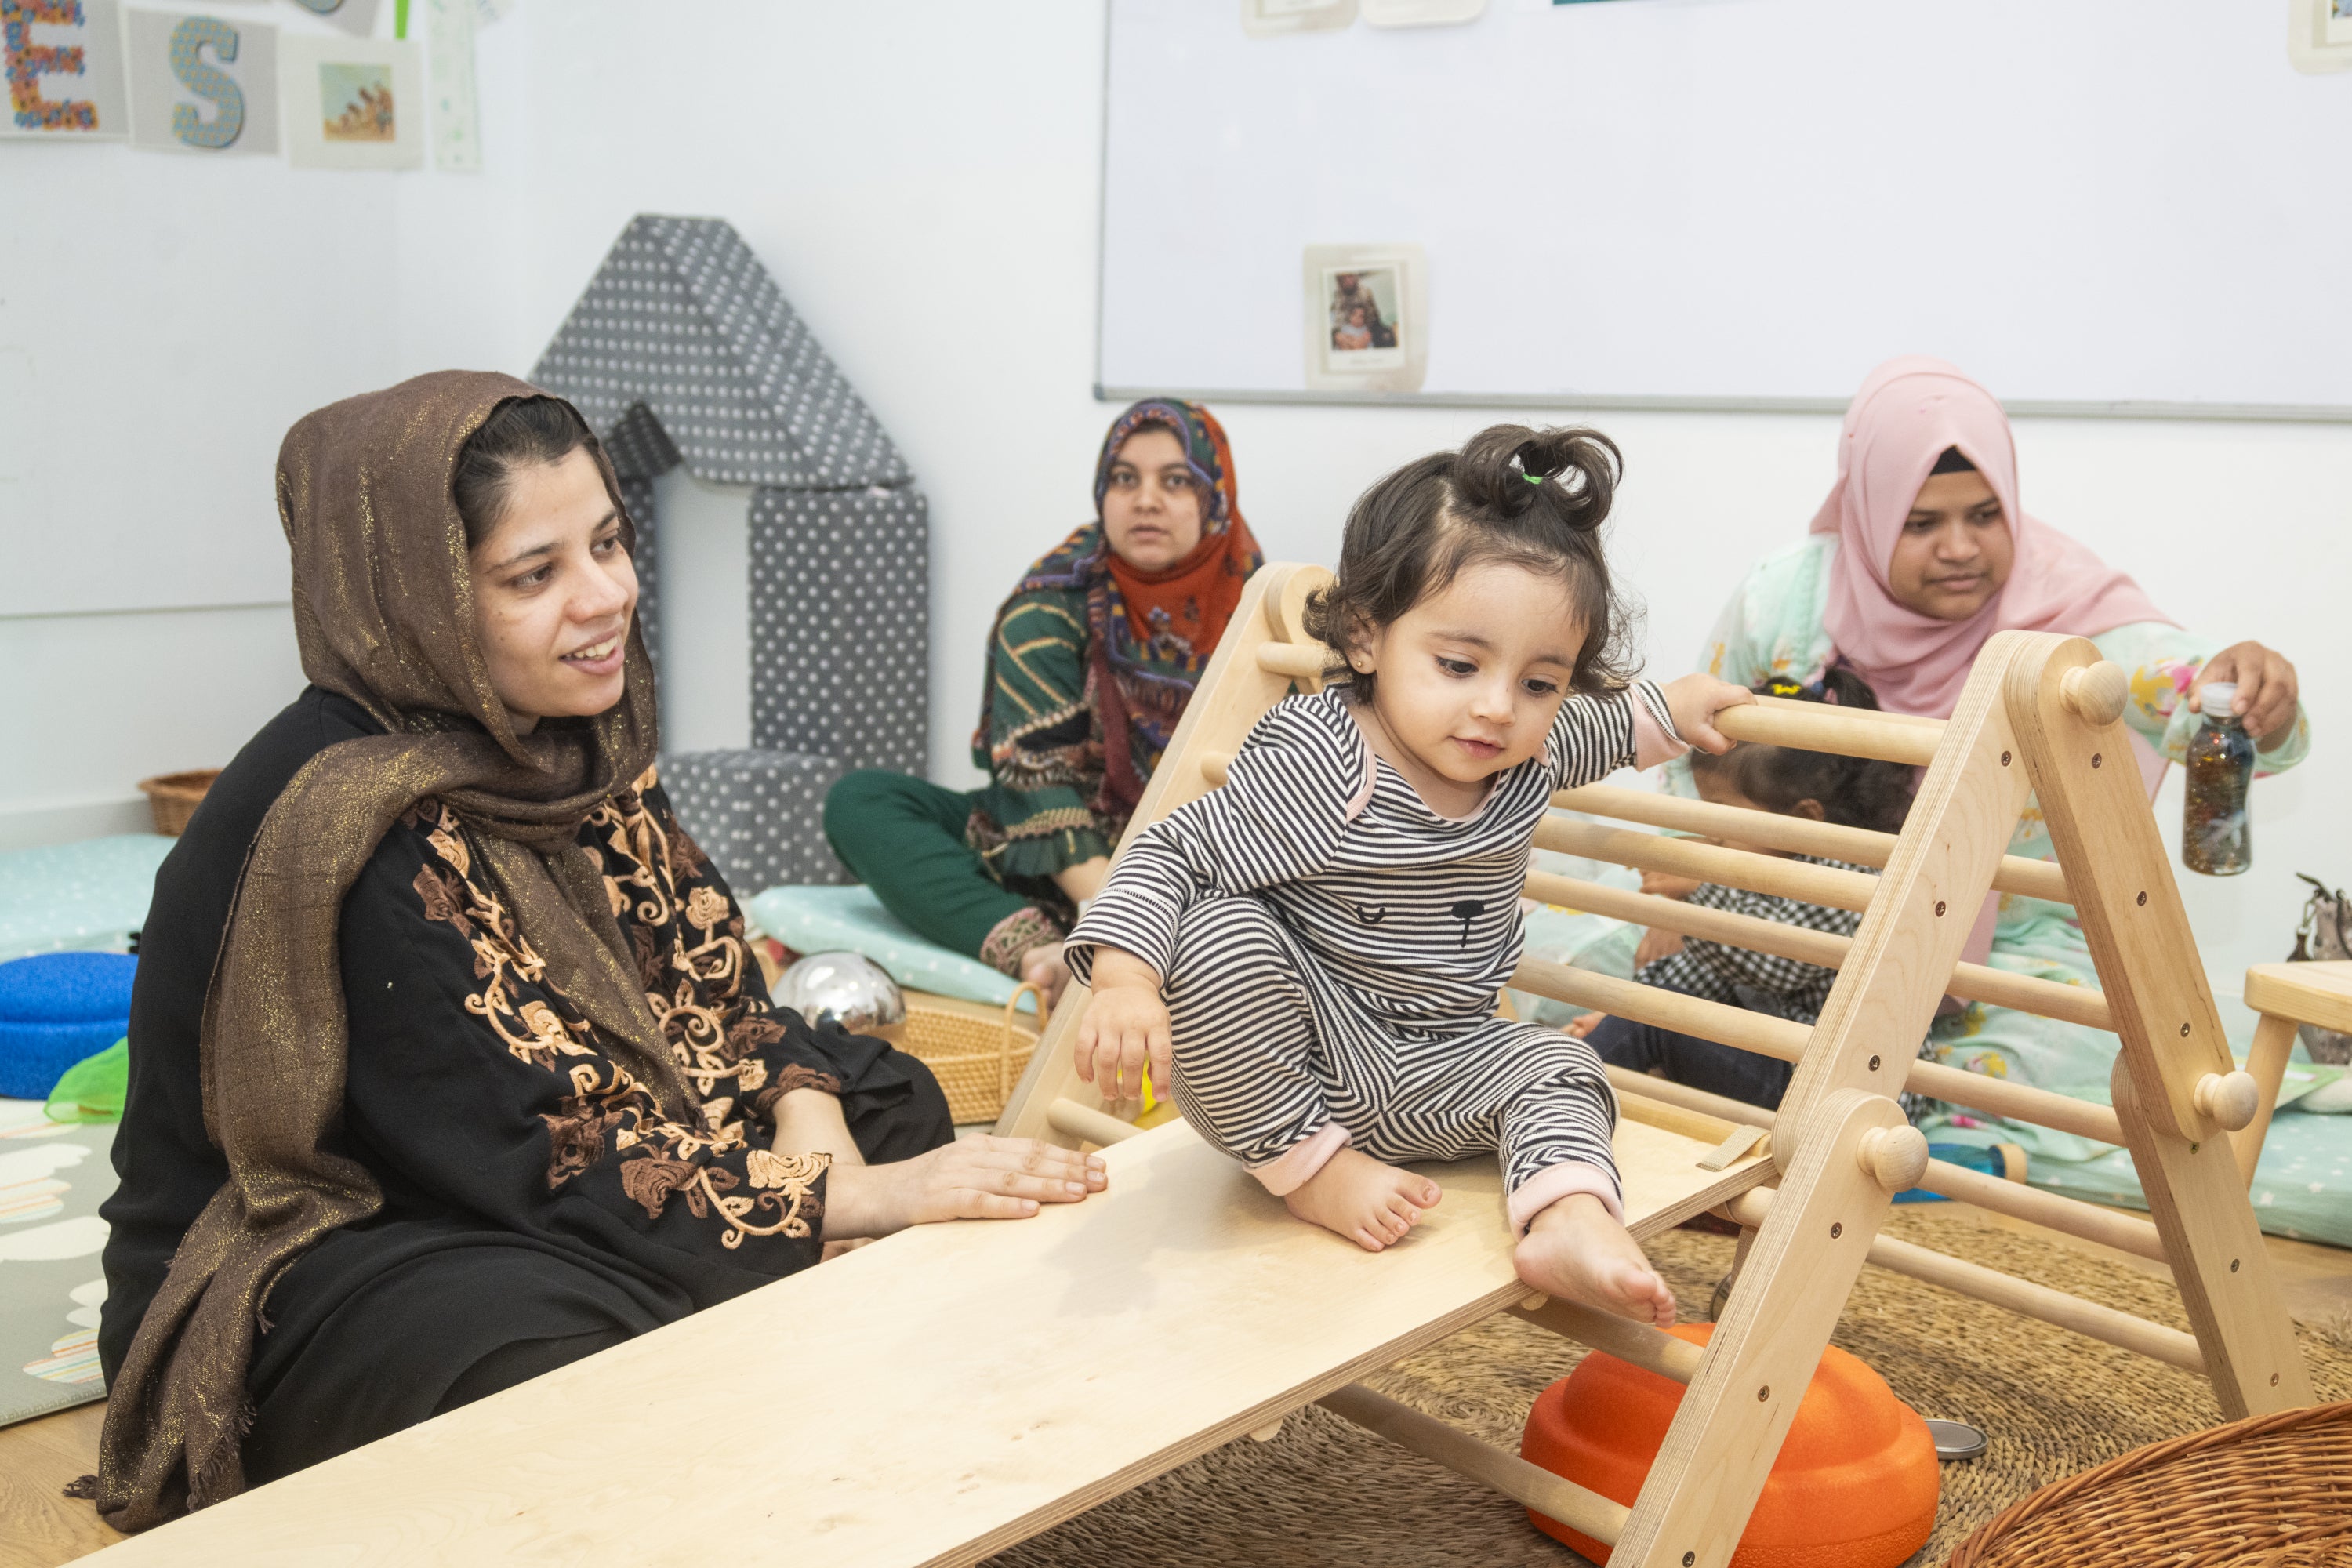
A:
1570,669,1916,1109
1065,424,1750,1328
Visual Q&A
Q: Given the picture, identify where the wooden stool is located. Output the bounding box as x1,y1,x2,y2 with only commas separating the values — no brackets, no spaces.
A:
2237,959,2352,1186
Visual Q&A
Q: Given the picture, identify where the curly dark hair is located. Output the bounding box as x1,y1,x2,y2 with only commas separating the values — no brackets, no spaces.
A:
1689,667,1916,833
1300,423,1636,703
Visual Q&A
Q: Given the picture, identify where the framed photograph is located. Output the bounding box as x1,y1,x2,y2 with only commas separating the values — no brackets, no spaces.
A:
279,34,424,170
125,9,279,155
1240,0,1356,38
1301,243,1428,394
0,0,127,139
1361,0,1484,26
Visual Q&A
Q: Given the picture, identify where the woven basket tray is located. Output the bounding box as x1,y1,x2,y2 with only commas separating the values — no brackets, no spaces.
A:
136,769,221,837
1945,1400,2352,1566
887,985,1046,1127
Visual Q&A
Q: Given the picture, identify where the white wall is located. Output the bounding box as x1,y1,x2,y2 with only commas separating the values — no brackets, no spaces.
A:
7,0,2349,992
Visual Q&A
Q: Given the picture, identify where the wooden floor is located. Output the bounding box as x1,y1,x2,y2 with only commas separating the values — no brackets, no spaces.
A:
7,1180,2346,1567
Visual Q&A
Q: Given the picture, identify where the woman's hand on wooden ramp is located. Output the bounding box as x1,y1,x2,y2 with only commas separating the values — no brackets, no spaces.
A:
820,1138,1109,1240
1075,947,1175,1104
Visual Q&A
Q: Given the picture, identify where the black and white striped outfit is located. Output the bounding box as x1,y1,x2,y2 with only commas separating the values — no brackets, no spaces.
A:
1065,681,1681,1234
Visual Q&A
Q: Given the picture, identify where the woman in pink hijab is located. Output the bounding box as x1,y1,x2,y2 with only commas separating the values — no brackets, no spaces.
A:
1626,357,2323,1230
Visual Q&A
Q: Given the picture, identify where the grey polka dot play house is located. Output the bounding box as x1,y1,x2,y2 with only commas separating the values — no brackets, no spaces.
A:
533,215,929,895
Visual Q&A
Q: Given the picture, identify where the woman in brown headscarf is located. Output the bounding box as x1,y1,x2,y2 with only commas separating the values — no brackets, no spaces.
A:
95,372,1105,1529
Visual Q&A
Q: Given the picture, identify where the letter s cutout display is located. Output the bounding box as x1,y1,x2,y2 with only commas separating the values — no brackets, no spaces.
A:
167,14,240,148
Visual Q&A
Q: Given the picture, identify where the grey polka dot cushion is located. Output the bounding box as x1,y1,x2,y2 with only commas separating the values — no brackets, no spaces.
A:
534,216,930,895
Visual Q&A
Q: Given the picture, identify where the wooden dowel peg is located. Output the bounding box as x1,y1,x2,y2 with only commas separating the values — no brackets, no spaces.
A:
2193,1069,2260,1132
2059,661,2130,727
1200,750,1232,787
1255,642,1337,682
1247,1417,1286,1443
1045,1098,1144,1147
1856,1126,1930,1192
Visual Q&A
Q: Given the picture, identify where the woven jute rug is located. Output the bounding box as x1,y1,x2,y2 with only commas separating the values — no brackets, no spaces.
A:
987,1207,2352,1568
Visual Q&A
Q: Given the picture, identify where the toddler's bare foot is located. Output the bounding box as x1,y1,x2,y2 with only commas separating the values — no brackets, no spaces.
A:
1283,1147,1442,1252
1515,1192,1677,1328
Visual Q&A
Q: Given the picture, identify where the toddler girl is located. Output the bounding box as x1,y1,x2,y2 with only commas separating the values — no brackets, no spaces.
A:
1065,425,1749,1327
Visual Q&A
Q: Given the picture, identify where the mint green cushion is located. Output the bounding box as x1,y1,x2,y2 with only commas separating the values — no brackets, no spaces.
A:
746,885,1040,1014
0,836,174,964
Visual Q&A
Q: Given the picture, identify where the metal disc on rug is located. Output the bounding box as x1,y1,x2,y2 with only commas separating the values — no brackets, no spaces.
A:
774,951,906,1036
1925,1419,1988,1461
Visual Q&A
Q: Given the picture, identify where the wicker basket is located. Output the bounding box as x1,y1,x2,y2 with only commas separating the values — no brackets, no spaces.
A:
1945,1401,2352,1566
890,984,1047,1126
136,769,222,836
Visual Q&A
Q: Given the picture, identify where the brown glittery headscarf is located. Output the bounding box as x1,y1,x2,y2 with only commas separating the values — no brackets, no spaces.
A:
98,370,690,1530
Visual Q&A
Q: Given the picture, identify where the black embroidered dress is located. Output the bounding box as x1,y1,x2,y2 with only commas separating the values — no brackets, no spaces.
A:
100,688,950,1481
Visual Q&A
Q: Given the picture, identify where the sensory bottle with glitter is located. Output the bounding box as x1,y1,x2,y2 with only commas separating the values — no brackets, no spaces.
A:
2183,682,2254,877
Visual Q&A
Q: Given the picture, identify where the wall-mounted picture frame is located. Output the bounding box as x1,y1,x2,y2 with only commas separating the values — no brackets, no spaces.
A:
2289,0,2352,73
1361,0,1485,27
126,9,279,155
1240,0,1356,38
279,34,423,169
1301,243,1428,394
0,0,127,139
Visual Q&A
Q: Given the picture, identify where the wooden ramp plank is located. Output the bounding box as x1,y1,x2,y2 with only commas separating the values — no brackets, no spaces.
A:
87,1119,1764,1567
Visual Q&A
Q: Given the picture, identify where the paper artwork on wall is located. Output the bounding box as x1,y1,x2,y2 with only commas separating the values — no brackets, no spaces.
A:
1360,0,1483,26
1239,0,1354,39
280,33,421,168
126,9,279,154
281,0,380,39
1301,243,1427,394
2,0,128,139
425,0,476,170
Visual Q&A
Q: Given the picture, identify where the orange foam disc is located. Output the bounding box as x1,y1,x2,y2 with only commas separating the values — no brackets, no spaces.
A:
1519,1323,1937,1567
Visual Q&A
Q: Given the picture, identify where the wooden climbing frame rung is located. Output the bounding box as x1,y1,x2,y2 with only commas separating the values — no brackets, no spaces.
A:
1513,956,2129,1147
1716,694,1945,766
1534,817,1883,916
1722,1189,2204,1372
1554,782,2074,905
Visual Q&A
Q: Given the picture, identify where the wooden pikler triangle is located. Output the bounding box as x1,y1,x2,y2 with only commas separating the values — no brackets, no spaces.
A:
86,564,2308,1567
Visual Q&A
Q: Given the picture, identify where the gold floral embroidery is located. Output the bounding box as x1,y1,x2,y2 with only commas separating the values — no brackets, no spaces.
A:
410,779,828,1244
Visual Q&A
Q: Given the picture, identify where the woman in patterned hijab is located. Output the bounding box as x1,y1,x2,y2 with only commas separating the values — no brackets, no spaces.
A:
826,399,1261,996
96,372,1104,1529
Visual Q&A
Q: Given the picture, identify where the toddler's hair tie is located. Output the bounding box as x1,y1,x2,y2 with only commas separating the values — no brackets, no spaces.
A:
1524,473,1543,485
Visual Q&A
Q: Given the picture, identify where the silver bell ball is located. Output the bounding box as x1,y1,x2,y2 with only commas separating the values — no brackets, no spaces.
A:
775,950,906,1035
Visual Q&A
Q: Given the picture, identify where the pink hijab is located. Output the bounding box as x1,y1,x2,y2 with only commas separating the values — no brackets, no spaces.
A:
1810,356,2172,719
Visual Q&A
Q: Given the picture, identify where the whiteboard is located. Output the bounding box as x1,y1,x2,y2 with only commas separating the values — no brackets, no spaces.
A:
1098,0,2352,416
